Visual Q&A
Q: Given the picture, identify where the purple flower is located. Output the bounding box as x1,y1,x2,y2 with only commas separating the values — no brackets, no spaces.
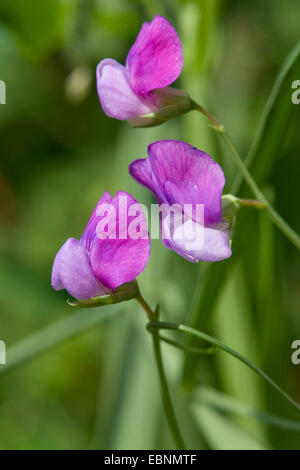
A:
129,140,232,262
96,16,193,127
51,191,150,300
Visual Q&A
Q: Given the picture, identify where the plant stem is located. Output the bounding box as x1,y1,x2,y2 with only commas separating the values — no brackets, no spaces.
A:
136,295,186,449
194,103,300,250
239,198,265,210
159,334,216,355
136,293,156,322
148,321,300,413
230,41,300,195
151,329,186,449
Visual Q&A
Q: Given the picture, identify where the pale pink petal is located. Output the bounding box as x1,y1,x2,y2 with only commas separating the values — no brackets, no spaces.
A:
96,59,155,120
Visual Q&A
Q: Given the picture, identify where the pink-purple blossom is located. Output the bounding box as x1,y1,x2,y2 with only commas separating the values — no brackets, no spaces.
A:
51,191,150,300
129,140,232,262
96,16,192,127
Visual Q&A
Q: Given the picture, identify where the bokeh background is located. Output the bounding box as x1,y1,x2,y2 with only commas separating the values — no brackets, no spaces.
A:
0,0,299,450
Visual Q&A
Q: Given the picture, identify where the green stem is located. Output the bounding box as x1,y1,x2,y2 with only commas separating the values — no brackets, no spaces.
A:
151,329,186,449
148,321,300,414
239,198,266,210
231,41,300,195
136,293,157,322
136,296,186,449
194,103,300,250
159,334,216,355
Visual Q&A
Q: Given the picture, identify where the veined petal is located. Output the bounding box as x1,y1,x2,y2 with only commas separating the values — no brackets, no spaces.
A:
80,191,112,252
147,140,225,225
126,15,183,96
96,59,155,120
51,238,105,300
89,192,150,289
129,158,164,202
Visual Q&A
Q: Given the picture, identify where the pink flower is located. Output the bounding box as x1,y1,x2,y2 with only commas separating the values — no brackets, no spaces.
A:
51,191,150,300
130,140,232,262
97,16,192,127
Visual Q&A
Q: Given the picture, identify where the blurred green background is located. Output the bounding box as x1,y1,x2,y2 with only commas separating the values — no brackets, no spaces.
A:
0,0,299,450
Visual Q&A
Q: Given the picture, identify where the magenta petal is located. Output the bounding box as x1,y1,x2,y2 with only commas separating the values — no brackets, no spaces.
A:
96,59,155,120
51,238,105,300
126,15,183,96
89,192,150,289
147,140,225,225
129,158,163,201
80,191,113,252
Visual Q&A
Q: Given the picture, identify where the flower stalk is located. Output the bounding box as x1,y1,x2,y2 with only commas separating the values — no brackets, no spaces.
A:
137,294,186,449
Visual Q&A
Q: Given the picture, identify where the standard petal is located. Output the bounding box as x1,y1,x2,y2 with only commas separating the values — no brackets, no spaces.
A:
80,191,113,252
51,238,105,299
89,192,150,289
96,59,155,120
126,15,183,96
147,140,225,225
162,215,232,262
129,158,163,201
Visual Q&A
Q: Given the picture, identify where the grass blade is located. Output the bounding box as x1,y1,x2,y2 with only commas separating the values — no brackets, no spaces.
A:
0,305,124,376
231,41,300,194
195,386,300,432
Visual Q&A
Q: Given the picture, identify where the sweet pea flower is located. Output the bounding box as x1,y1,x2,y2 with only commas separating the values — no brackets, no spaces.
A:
96,15,193,127
129,140,232,262
51,191,150,301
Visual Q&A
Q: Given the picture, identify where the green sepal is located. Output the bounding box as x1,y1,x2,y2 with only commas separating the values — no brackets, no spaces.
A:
222,194,241,224
129,88,194,128
67,280,139,308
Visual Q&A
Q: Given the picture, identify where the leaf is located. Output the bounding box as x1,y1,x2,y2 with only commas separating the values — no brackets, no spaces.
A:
182,42,300,386
148,321,300,413
182,260,232,387
0,305,123,376
191,402,268,450
231,41,300,194
213,262,265,438
194,385,300,432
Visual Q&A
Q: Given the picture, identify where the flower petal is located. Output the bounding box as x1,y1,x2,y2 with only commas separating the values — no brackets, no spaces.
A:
129,158,163,201
96,59,155,120
89,192,150,289
147,140,225,225
80,191,113,252
51,238,105,299
126,15,183,96
162,215,232,262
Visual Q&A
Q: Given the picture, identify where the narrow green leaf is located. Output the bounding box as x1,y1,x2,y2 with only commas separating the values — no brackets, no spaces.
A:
184,42,300,386
182,260,233,387
148,321,300,413
231,41,300,194
195,385,300,432
0,306,123,376
192,402,268,450
159,334,216,355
